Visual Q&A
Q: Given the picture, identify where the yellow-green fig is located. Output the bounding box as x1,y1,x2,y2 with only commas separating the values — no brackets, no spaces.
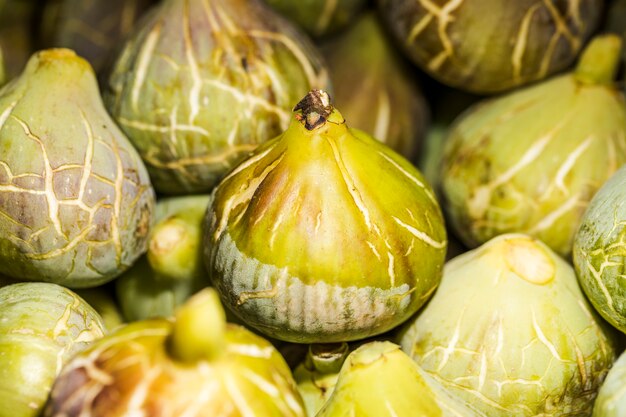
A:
399,234,617,416
0,282,106,417
441,35,626,256
105,0,330,194
45,288,306,417
204,90,447,343
0,49,155,287
322,12,429,161
377,0,603,93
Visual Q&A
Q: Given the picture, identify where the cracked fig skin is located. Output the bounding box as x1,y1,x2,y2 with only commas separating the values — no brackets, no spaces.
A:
441,35,626,256
105,0,330,194
573,165,626,334
398,234,617,417
0,49,155,287
377,0,602,94
204,90,447,343
0,282,106,417
45,288,306,417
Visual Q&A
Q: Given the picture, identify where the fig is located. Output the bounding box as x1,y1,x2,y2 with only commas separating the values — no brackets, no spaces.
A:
441,35,626,256
0,282,106,417
116,195,210,321
0,49,155,287
593,349,626,417
40,0,156,74
74,287,125,331
105,0,330,194
573,165,626,334
316,341,480,417
264,0,367,38
45,288,306,417
204,89,447,343
321,12,429,161
377,0,603,93
399,234,617,416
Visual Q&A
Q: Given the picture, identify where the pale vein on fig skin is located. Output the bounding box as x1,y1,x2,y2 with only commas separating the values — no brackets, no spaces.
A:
407,0,584,79
0,97,150,276
116,0,327,176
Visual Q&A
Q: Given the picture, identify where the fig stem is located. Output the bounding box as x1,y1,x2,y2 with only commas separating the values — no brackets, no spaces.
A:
306,343,349,374
168,288,226,363
574,35,623,86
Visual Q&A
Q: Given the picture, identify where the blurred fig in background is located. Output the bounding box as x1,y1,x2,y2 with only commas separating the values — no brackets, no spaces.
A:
40,0,156,74
441,35,626,256
204,90,447,344
0,49,155,287
321,12,429,161
0,283,106,417
0,0,37,79
105,0,330,194
378,0,603,94
573,165,626,334
45,289,306,417
399,234,617,417
264,0,367,38
116,195,210,321
316,341,480,417
593,349,626,417
294,343,349,416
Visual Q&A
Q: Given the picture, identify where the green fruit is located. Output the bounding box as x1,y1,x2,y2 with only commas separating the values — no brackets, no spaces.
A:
41,0,155,74
264,0,366,38
316,341,479,417
204,90,447,343
105,0,330,194
399,234,617,417
294,343,349,416
45,288,306,417
0,49,155,287
0,282,106,417
116,195,210,321
592,349,626,417
441,35,626,256
321,12,429,161
573,165,626,334
74,288,125,331
377,0,602,94
0,0,37,79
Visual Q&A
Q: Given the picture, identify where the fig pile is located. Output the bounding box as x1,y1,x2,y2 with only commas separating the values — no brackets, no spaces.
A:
0,1,625,416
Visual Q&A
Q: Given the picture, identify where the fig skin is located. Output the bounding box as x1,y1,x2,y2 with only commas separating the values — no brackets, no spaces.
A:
0,282,106,417
593,349,626,417
105,0,331,194
45,289,306,417
321,12,429,161
441,35,626,256
573,165,626,334
398,234,617,417
204,90,447,344
0,49,155,287
377,0,603,94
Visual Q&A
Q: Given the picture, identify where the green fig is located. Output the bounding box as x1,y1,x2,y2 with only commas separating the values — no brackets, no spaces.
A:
105,0,331,194
573,165,626,334
204,90,447,343
441,35,626,256
0,282,106,417
294,343,349,416
592,349,626,417
116,195,210,321
316,341,480,417
40,0,156,74
74,287,125,331
399,234,617,416
0,49,155,287
321,12,429,161
264,0,367,38
45,288,306,417
377,0,603,94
